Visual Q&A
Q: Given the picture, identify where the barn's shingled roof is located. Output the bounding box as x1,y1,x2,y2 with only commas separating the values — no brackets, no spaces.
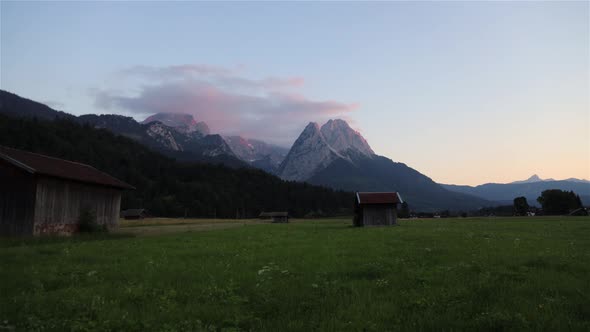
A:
356,192,403,205
0,146,135,190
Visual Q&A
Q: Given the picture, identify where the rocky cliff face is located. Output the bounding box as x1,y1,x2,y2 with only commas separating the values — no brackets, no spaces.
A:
145,122,183,151
143,113,210,135
278,122,347,181
224,135,288,172
78,112,238,162
320,119,374,156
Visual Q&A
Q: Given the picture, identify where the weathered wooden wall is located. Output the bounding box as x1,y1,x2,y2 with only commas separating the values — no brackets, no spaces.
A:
33,177,121,235
0,160,36,236
361,205,397,226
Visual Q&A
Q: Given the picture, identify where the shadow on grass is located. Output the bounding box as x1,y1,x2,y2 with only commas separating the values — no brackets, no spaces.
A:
0,232,135,248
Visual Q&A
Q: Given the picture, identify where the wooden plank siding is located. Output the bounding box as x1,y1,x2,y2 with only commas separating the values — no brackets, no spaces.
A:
361,205,397,226
0,160,36,235
33,177,121,235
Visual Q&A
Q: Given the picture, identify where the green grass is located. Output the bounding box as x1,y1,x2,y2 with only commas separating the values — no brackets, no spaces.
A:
1,217,589,331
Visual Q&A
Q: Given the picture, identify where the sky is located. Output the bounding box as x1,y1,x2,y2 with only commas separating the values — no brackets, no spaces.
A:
1,1,588,185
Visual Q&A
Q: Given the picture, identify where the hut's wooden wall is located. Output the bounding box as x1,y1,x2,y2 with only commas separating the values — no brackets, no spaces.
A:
361,205,397,226
0,160,36,236
33,177,121,235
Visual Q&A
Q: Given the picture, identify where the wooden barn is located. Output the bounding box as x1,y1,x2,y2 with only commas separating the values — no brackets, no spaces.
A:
0,146,134,236
259,211,289,223
354,192,403,227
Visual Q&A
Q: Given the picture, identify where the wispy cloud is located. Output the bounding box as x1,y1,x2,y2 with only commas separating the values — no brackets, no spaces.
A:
94,64,358,145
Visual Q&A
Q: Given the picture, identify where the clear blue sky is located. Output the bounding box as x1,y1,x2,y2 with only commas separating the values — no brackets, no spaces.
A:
1,1,588,185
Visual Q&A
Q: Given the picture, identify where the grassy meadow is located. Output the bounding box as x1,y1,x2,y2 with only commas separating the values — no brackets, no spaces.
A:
1,216,589,331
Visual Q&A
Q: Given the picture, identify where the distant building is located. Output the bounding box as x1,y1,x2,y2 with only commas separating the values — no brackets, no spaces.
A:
121,209,150,220
0,146,134,236
354,192,403,226
568,208,588,216
259,211,289,223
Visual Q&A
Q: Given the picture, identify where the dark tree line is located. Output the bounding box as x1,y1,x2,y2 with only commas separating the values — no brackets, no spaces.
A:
537,189,583,215
0,115,354,218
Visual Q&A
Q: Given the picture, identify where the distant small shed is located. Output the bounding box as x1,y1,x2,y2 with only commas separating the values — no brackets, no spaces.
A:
569,208,588,216
121,209,150,220
354,192,403,227
259,211,289,223
0,146,134,236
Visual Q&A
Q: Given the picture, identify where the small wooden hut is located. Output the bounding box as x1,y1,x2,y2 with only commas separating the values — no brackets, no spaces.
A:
259,211,289,223
0,146,134,236
354,192,403,227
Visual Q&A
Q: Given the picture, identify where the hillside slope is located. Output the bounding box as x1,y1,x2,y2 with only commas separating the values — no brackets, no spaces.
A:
309,154,491,211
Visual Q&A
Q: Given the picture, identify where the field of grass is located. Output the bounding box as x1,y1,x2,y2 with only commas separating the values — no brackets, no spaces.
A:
1,216,589,331
117,218,263,237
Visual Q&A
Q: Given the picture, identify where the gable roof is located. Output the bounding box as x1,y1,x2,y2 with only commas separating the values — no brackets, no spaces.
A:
356,192,403,205
0,146,135,190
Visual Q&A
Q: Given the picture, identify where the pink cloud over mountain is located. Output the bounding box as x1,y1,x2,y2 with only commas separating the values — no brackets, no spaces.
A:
94,64,358,145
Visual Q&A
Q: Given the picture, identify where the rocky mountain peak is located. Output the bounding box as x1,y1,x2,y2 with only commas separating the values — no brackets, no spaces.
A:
302,122,321,136
142,113,209,135
278,122,344,181
320,119,374,156
511,174,545,184
528,174,542,182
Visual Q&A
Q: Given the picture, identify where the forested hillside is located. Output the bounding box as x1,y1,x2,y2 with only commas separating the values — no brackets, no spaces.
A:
0,114,353,218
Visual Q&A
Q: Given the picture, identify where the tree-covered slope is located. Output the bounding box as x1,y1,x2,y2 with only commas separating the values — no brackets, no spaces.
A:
0,114,353,218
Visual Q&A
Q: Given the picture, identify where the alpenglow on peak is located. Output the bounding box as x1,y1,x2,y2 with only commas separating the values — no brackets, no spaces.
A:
320,119,374,156
278,119,374,181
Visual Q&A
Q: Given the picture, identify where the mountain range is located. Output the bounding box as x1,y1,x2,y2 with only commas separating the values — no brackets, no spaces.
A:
509,174,590,185
0,90,284,170
442,176,590,206
2,89,587,211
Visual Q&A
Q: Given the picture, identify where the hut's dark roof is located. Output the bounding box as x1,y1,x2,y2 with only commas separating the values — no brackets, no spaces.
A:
0,146,135,190
356,192,403,205
259,212,289,217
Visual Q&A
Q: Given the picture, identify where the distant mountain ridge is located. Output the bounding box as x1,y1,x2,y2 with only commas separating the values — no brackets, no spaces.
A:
442,179,590,206
0,90,76,121
509,174,589,184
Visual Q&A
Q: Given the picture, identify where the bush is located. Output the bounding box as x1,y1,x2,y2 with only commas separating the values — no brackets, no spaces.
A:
78,208,107,233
